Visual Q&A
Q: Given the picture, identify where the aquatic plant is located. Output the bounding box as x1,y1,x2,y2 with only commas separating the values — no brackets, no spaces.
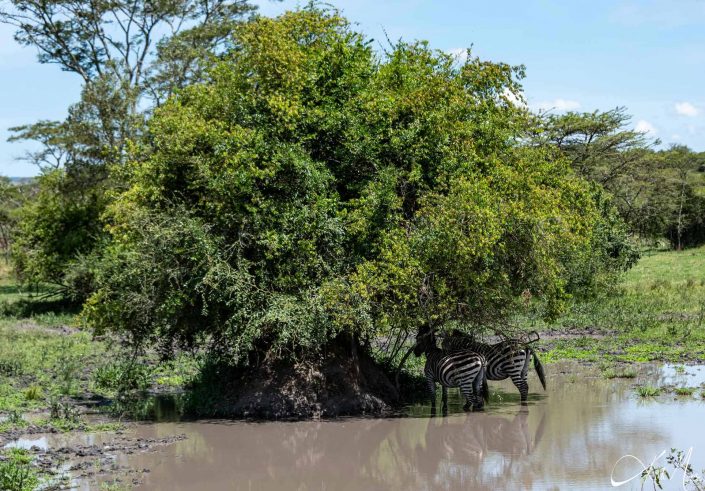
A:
635,385,660,397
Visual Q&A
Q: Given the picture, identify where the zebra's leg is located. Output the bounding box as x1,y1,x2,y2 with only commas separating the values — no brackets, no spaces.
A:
511,374,529,404
460,384,474,411
427,375,437,416
441,385,448,416
472,366,486,411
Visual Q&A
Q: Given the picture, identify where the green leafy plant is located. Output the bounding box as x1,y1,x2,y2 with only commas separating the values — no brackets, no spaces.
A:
636,385,661,397
23,384,43,401
675,387,695,396
94,358,151,395
0,449,39,491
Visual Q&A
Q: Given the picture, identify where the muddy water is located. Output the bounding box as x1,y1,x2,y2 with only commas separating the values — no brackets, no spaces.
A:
9,363,705,490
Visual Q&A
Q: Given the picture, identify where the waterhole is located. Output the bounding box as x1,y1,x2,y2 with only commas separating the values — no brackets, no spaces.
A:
7,363,705,490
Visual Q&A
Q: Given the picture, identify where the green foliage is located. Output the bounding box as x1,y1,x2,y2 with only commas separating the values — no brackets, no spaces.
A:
0,177,31,261
23,384,43,401
538,109,705,247
636,385,660,397
12,170,105,298
0,448,39,491
674,387,695,396
82,7,633,365
2,1,258,301
601,364,637,379
94,358,151,395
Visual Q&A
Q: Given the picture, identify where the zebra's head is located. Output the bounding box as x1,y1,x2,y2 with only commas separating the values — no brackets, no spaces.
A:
413,324,436,356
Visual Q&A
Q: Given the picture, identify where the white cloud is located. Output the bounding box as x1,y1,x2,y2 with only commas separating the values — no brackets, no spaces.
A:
635,120,657,135
675,102,699,117
447,48,469,64
535,98,581,112
502,87,526,108
671,134,682,141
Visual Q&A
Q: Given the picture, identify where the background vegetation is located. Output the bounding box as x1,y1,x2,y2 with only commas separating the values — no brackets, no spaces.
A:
0,1,702,408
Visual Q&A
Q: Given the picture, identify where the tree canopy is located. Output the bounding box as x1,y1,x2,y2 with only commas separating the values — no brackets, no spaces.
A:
80,8,636,363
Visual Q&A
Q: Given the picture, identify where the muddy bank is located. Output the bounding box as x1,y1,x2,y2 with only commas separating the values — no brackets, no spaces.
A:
4,429,187,489
186,341,402,420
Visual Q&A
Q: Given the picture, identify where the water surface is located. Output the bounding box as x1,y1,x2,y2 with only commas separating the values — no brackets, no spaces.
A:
9,363,705,490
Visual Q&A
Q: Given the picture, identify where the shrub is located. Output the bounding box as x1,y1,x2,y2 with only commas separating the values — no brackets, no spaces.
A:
674,387,695,396
23,385,43,401
636,385,660,397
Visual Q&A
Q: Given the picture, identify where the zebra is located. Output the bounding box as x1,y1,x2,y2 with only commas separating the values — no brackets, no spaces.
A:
413,325,489,415
441,330,546,404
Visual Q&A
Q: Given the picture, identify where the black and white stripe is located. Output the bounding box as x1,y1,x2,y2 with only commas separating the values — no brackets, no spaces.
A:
414,327,488,413
441,331,546,403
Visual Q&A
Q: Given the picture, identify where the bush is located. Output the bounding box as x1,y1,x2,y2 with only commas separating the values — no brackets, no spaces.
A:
12,169,106,297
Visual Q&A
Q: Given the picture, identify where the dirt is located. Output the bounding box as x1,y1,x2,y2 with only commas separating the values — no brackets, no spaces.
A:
193,340,400,420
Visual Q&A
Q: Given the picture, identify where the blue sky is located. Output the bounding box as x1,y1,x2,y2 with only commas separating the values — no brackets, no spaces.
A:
1,0,704,177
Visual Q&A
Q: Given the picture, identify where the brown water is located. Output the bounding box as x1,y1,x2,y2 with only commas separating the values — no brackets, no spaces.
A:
8,363,705,490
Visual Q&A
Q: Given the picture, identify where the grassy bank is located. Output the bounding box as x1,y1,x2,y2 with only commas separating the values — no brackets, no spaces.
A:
531,246,705,364
0,264,199,435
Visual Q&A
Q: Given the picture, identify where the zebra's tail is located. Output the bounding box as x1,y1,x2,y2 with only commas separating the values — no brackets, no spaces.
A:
531,349,547,390
482,377,490,403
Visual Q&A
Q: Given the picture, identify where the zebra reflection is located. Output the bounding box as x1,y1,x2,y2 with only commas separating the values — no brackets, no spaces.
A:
416,409,547,490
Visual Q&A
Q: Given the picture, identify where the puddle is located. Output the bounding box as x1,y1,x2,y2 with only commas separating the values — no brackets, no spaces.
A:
3,432,110,451
7,362,705,490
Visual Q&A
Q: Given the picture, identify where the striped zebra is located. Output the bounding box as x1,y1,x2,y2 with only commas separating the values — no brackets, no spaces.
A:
413,325,489,414
441,330,546,404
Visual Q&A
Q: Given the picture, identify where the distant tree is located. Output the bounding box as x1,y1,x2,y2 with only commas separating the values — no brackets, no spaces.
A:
0,177,33,262
1,0,258,171
536,107,650,186
0,0,259,289
658,145,705,249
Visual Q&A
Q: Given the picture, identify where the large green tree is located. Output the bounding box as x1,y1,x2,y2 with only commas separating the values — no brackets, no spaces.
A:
83,8,635,364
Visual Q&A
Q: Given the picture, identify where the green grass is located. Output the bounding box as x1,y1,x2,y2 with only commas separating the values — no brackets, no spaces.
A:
0,263,202,436
675,387,696,396
601,365,637,379
0,448,39,491
636,385,661,397
525,245,705,364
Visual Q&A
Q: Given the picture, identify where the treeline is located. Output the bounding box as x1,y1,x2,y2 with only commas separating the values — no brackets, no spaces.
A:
536,109,705,250
0,2,695,365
